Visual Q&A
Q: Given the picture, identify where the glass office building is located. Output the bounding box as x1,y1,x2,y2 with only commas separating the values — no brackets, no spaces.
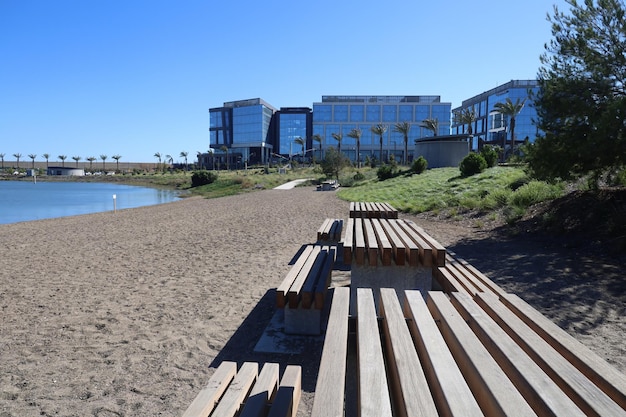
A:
451,80,540,151
275,107,312,159
312,95,451,163
209,98,276,166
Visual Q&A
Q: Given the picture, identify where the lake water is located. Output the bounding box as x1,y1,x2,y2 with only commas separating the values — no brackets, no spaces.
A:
0,180,181,225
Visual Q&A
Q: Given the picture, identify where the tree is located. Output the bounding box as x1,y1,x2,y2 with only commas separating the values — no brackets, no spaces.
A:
347,128,362,167
71,156,80,167
28,154,37,169
42,153,50,168
100,154,107,171
312,134,323,160
179,151,188,171
13,153,21,169
528,0,626,184
493,98,525,152
320,147,349,180
393,122,411,165
421,118,439,136
455,107,477,136
58,155,67,167
294,137,305,162
0,153,4,169
370,124,388,163
331,132,343,154
86,156,96,170
220,145,229,170
112,154,122,171
154,152,162,170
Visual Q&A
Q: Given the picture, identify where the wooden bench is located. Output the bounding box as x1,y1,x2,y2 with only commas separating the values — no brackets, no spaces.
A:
342,218,445,267
275,244,335,334
183,361,301,417
349,201,398,219
317,179,339,191
435,251,508,297
311,287,626,416
316,218,343,242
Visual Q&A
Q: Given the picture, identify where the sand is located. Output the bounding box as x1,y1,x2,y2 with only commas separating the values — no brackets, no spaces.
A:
0,186,624,417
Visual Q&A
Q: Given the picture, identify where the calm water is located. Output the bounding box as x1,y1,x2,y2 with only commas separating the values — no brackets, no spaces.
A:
0,180,181,224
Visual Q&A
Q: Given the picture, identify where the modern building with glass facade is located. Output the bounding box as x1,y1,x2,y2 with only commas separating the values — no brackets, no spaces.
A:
312,95,451,163
451,80,540,151
275,107,312,159
208,98,276,167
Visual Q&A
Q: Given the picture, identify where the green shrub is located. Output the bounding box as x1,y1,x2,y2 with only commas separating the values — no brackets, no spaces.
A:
480,145,500,168
459,153,487,177
191,170,218,187
510,180,564,208
411,156,428,174
353,171,365,181
377,164,395,181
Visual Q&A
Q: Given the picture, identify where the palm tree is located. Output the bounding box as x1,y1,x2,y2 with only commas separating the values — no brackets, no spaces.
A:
154,152,162,170
421,118,439,137
219,145,229,170
179,151,188,171
0,153,4,169
294,137,305,162
393,122,411,165
112,154,122,171
312,134,323,160
370,124,388,163
42,153,50,168
86,156,96,170
493,98,525,150
455,108,477,136
28,154,37,169
13,153,21,169
58,155,67,167
72,156,81,167
100,154,107,171
331,132,343,154
347,128,363,168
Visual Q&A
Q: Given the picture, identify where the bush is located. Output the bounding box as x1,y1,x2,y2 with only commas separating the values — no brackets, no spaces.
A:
411,156,428,174
377,164,395,181
510,180,564,208
353,171,365,181
191,170,217,187
480,145,499,168
459,153,487,177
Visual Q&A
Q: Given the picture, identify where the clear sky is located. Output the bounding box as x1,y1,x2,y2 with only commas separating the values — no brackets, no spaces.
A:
0,0,570,164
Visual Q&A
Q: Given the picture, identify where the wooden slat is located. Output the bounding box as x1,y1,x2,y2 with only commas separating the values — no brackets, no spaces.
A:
211,362,259,417
500,293,626,408
403,220,446,266
435,266,474,296
288,246,322,308
395,219,433,267
349,201,356,218
363,218,379,266
379,219,406,265
426,292,537,417
450,292,586,417
447,251,507,297
317,218,332,241
357,289,393,417
475,292,625,416
276,245,314,308
311,287,350,417
268,365,302,417
329,219,343,241
381,202,398,218
300,248,328,309
354,218,366,265
314,248,335,309
239,363,280,417
403,290,483,416
342,218,354,264
182,361,238,417
379,288,438,417
372,219,393,266
385,219,420,266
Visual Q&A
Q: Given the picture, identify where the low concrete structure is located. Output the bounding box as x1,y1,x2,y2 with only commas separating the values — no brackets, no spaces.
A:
414,134,471,168
47,166,85,176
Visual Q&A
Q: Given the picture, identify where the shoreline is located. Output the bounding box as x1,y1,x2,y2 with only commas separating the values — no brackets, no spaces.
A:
1,187,623,416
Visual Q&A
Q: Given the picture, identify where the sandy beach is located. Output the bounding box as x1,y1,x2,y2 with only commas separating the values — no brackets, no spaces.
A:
1,186,624,416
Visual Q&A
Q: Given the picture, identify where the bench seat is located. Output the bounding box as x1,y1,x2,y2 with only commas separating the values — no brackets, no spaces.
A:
183,361,301,417
349,201,398,219
435,251,508,297
311,287,626,416
316,218,343,242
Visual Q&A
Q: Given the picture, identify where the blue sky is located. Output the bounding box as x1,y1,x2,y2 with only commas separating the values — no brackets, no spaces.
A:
0,0,569,164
